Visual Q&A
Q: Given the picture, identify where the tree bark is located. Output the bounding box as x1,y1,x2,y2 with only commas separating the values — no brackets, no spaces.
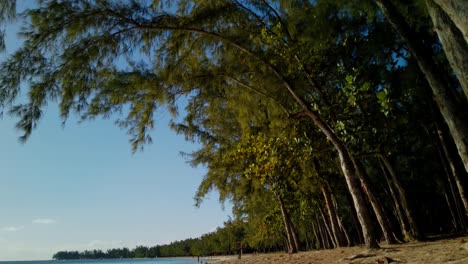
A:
354,159,398,244
375,0,468,175
319,206,337,248
322,184,348,247
277,194,299,253
303,110,379,248
426,0,468,100
313,158,348,247
435,118,468,217
432,0,468,44
379,158,409,240
380,154,421,240
311,220,322,249
331,191,352,246
434,124,468,231
316,214,331,249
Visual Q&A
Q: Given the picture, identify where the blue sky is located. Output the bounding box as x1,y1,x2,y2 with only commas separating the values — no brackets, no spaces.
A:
0,3,230,261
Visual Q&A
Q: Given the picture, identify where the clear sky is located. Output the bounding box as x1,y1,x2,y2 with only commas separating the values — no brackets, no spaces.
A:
0,2,231,261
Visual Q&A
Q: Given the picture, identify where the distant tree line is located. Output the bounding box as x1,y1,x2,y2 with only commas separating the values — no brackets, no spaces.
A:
53,219,258,259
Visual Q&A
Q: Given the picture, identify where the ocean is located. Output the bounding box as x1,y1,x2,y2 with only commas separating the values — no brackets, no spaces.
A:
0,258,216,264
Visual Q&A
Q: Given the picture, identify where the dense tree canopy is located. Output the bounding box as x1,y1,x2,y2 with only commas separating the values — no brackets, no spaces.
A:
1,0,467,254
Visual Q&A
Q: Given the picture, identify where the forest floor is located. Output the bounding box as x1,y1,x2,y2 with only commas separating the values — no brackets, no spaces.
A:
211,235,468,264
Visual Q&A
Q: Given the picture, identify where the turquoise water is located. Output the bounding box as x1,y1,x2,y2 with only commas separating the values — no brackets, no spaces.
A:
0,259,216,264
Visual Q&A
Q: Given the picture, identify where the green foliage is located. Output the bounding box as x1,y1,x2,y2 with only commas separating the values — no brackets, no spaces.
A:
3,0,466,253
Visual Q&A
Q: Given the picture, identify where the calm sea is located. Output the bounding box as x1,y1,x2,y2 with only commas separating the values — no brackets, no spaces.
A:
0,259,216,264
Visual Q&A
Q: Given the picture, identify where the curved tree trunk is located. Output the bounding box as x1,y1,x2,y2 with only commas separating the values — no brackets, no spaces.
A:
302,110,379,248
432,0,468,44
426,0,468,99
380,154,421,240
354,159,398,244
375,0,468,175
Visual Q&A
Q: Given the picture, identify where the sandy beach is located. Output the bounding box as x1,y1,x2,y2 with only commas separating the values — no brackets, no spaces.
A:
212,236,468,264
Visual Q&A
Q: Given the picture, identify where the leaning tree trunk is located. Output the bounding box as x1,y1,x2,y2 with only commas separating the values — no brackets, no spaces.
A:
432,0,468,44
435,115,468,217
302,110,379,248
426,0,468,99
331,190,352,246
277,194,299,253
380,154,421,240
313,158,348,247
322,184,348,247
375,0,468,175
314,216,327,249
354,159,398,244
311,220,322,249
434,123,468,231
319,206,337,248
379,158,409,240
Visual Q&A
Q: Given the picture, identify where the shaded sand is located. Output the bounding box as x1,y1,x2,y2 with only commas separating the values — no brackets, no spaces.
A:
213,236,468,264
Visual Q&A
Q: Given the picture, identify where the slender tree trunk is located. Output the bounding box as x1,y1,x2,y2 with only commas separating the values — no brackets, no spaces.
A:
379,158,409,240
314,216,326,249
437,140,468,232
432,0,468,44
303,110,379,248
330,191,352,246
313,158,348,247
354,159,397,244
322,185,347,247
304,229,310,250
426,0,468,99
317,214,330,249
319,206,337,248
380,154,421,240
277,195,299,253
445,192,460,231
345,190,364,245
435,126,468,232
375,0,468,175
291,222,300,252
311,220,322,249
435,119,468,216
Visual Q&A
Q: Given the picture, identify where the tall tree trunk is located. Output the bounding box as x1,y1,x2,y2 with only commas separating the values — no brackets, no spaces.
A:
379,158,409,240
345,190,364,245
380,154,421,240
313,158,348,247
302,110,379,248
426,0,468,99
316,214,331,249
432,0,468,44
445,192,459,231
277,195,299,253
435,130,468,232
435,118,468,217
314,216,327,249
354,159,398,244
311,220,322,249
322,184,347,247
319,206,337,248
331,191,352,246
375,0,468,175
